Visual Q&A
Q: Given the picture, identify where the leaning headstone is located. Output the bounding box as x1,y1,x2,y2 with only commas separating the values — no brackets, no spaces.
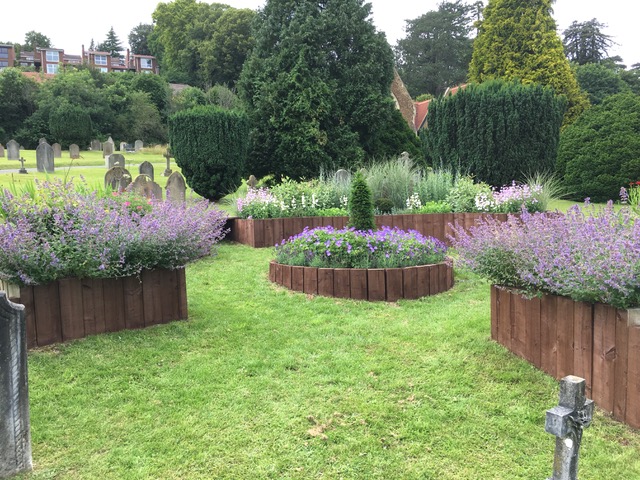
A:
52,143,62,158
247,175,258,189
166,171,187,203
90,139,101,151
0,292,33,478
36,142,55,173
335,169,350,183
7,140,20,160
104,166,132,191
545,375,594,480
131,174,162,201
139,161,154,181
38,137,46,145
69,144,80,159
120,142,127,152
102,139,115,159
134,139,143,152
0,144,4,158
162,149,173,177
106,153,125,169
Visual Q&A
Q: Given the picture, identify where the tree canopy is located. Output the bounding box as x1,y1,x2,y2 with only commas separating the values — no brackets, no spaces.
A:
97,27,124,58
562,19,614,65
23,31,52,51
128,23,154,56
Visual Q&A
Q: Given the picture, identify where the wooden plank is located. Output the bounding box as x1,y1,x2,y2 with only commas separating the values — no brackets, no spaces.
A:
58,277,85,342
282,218,295,242
303,267,318,295
573,302,593,397
33,282,62,346
21,286,37,349
102,277,126,332
416,265,430,298
525,296,542,368
262,219,275,248
272,218,284,246
142,269,161,326
429,265,439,295
446,262,454,289
317,268,334,297
377,215,392,229
374,216,384,229
269,261,276,283
254,219,266,248
275,263,283,285
123,275,145,329
402,266,418,300
540,294,558,378
164,269,181,323
281,265,292,289
350,269,368,300
625,324,640,429
511,290,528,360
613,309,629,422
593,303,617,413
176,268,188,320
422,214,434,238
497,287,512,350
432,214,445,244
443,213,454,245
490,286,499,342
391,214,404,231
291,266,304,292
333,269,351,298
385,268,403,301
367,269,386,301
291,217,304,237
556,295,575,379
81,278,97,336
437,263,448,293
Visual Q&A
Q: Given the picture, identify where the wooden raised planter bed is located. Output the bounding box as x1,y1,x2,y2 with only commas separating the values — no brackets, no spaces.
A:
269,261,453,301
491,285,640,430
227,213,509,248
1,269,188,349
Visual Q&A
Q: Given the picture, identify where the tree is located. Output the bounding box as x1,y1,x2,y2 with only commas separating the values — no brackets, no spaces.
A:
0,68,38,143
573,62,627,105
128,23,154,56
97,27,124,58
348,171,376,231
468,0,588,125
23,31,52,51
556,93,640,203
239,0,420,180
395,1,475,97
562,19,614,65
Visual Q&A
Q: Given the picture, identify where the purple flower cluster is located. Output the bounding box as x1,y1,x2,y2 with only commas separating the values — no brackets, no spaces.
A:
275,226,448,269
475,182,544,214
236,187,281,219
451,203,640,308
0,179,228,285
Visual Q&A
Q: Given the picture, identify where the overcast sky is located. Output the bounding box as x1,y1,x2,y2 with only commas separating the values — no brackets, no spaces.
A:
3,0,638,67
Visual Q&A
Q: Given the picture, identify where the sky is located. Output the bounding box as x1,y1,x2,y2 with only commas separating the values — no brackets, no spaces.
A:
2,0,638,67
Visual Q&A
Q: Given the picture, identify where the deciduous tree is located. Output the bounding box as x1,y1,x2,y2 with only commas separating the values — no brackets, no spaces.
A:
22,31,51,51
128,23,154,56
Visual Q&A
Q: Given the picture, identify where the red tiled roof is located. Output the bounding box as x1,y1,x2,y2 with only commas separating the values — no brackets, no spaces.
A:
443,83,468,97
414,100,431,131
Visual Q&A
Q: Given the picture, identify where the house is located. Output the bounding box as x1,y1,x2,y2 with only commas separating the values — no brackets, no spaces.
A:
82,47,159,74
0,44,16,71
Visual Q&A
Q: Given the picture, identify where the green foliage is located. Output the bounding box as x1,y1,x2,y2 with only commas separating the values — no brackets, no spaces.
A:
169,105,249,201
48,101,93,147
468,0,589,126
205,84,242,110
239,0,418,180
423,80,566,186
97,27,124,58
128,23,154,56
562,19,614,65
170,86,207,113
395,1,476,97
418,168,454,203
348,171,376,231
22,31,51,51
556,93,640,203
0,68,38,143
574,62,629,104
365,156,421,210
445,176,492,213
374,197,394,214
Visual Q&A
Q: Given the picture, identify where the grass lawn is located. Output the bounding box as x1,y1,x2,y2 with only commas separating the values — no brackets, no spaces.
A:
18,244,640,479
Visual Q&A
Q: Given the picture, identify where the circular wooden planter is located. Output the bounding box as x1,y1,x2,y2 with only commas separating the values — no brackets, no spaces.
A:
269,260,453,301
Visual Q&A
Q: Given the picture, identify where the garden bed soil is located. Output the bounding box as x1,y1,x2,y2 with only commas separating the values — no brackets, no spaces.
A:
491,285,640,430
228,213,509,248
1,268,188,348
269,261,453,301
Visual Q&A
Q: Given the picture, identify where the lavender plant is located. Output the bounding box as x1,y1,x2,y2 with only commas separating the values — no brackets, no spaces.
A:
451,203,640,308
0,179,228,286
275,226,448,269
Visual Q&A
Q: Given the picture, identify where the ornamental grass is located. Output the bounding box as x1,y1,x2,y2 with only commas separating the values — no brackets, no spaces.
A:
0,179,228,286
275,226,448,269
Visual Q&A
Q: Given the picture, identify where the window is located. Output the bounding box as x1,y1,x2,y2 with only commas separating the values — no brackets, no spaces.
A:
0,47,8,58
46,63,59,74
99,67,108,73
46,50,59,62
140,58,152,69
94,55,107,66
0,61,8,70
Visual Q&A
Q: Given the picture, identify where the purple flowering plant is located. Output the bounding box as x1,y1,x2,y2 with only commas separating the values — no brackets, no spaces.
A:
451,202,640,308
0,179,228,286
620,180,640,216
474,182,545,214
275,226,448,269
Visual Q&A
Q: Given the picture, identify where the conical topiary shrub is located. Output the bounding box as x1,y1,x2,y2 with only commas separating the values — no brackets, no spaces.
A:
348,171,376,231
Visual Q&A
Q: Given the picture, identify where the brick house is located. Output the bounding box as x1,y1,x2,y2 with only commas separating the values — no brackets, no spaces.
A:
0,44,16,71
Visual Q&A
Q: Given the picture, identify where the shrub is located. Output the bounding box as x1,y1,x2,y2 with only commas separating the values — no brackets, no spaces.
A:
446,176,492,213
348,171,376,231
169,105,249,201
275,226,447,269
0,179,228,286
418,168,454,203
365,156,421,210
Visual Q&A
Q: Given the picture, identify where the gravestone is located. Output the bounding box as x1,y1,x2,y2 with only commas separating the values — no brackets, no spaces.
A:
134,139,143,152
335,169,350,183
104,166,132,191
90,139,101,151
120,142,127,152
36,142,55,173
545,375,594,480
18,157,27,174
38,137,46,145
247,175,258,189
69,144,80,159
166,171,187,203
131,174,162,201
139,161,154,181
162,149,173,177
0,292,33,478
52,143,62,158
106,153,125,169
102,139,115,158
7,140,20,160
0,144,4,157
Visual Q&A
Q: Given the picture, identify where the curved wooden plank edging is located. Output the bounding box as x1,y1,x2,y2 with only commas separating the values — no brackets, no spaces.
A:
269,261,454,301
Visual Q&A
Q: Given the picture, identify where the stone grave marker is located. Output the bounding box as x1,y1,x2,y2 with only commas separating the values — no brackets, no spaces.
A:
52,143,62,158
247,175,258,189
120,142,127,152
38,137,46,145
36,142,55,173
18,157,27,174
7,139,20,160
166,171,187,203
135,139,143,152
131,174,162,201
0,143,4,157
335,169,350,183
106,153,125,169
545,375,594,480
162,149,173,177
0,292,33,478
104,166,132,191
139,161,154,181
90,139,101,151
69,144,80,159
102,139,115,158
